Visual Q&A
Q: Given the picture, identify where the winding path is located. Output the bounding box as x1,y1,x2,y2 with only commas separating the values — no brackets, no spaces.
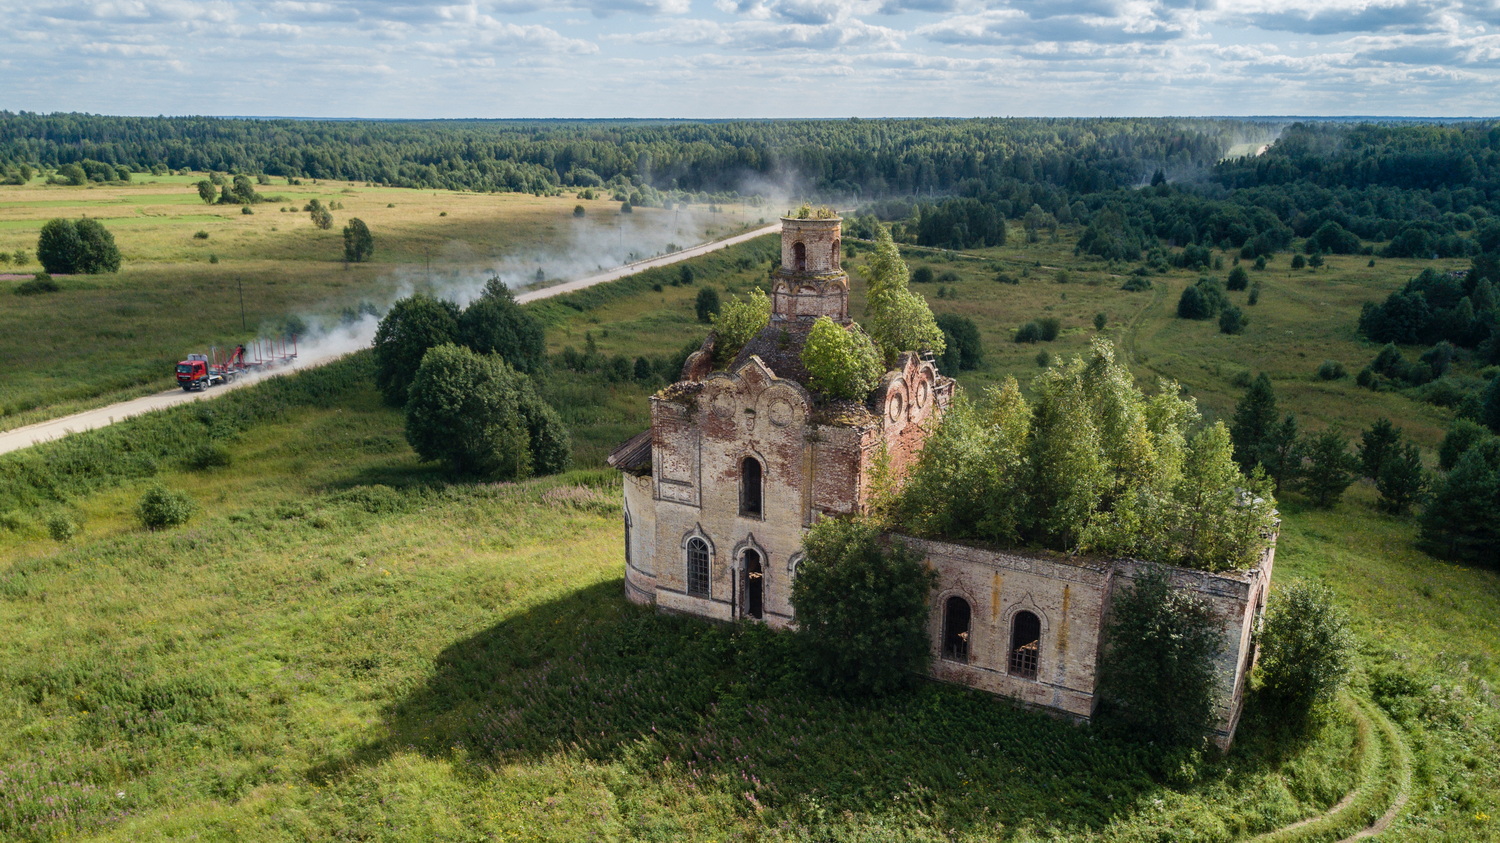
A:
0,222,779,457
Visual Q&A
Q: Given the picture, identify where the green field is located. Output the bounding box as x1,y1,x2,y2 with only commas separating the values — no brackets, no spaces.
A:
0,207,1496,839
0,175,757,431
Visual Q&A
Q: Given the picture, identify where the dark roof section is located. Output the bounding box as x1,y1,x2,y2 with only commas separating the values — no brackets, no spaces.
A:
607,429,652,476
729,321,817,386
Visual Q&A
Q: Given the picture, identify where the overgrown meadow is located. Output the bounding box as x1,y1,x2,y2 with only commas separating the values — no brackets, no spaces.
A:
0,174,754,431
0,209,1495,839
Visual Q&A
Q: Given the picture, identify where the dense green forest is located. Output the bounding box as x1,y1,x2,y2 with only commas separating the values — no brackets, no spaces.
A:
0,113,1271,196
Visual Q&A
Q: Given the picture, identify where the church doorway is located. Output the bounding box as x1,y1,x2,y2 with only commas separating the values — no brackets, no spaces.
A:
743,550,764,619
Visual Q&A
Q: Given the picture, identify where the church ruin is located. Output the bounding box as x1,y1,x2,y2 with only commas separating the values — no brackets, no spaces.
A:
609,213,1274,748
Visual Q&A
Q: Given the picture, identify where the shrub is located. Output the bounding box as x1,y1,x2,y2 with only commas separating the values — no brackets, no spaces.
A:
1037,317,1061,341
405,344,570,479
1298,429,1358,508
1218,306,1247,334
37,218,121,274
1093,312,1107,331
193,230,210,239
1177,285,1210,319
995,271,1019,285
1247,282,1261,305
935,313,983,372
46,513,78,542
802,317,883,400
137,484,195,530
1290,254,1307,270
573,205,585,217
14,274,59,296
1316,360,1346,381
209,254,219,264
791,518,937,696
459,280,546,374
1035,350,1052,367
241,206,253,215
342,218,374,263
1121,276,1152,292
1097,565,1220,747
1015,321,1042,343
710,288,770,366
1257,580,1353,720
1376,442,1425,515
1226,265,1250,291
184,444,232,471
694,286,720,323
911,266,935,284
373,293,461,406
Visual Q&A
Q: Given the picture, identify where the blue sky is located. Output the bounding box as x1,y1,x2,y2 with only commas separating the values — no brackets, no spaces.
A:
2,0,1498,117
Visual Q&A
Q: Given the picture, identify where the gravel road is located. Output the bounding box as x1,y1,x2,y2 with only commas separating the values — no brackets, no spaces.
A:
0,221,779,457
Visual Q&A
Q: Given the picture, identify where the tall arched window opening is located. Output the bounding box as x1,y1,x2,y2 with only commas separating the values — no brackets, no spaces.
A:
1010,611,1041,680
743,550,763,620
687,537,710,597
942,596,971,662
792,241,807,272
831,238,841,269
740,457,763,519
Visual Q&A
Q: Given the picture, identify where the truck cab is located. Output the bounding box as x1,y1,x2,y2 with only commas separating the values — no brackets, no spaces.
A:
176,354,218,391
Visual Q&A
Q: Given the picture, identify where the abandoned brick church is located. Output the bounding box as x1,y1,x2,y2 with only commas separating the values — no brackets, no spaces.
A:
609,214,1274,748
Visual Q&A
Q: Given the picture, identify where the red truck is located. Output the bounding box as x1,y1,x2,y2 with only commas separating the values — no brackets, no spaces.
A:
174,346,247,391
174,338,296,391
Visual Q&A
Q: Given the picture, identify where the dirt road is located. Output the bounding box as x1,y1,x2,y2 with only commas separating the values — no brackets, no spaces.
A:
0,221,780,457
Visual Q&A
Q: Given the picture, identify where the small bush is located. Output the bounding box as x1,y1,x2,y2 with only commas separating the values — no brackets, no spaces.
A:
1093,312,1107,331
1037,317,1061,341
137,484,196,530
193,230,209,239
185,443,233,470
995,271,1019,285
911,266,935,284
241,206,253,215
1257,580,1353,721
1316,360,1346,381
1218,305,1247,334
1121,276,1152,292
1035,350,1052,367
14,274,59,295
1015,321,1042,343
46,513,77,542
209,254,219,264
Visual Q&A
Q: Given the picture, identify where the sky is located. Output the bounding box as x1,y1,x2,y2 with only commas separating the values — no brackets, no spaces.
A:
2,0,1499,118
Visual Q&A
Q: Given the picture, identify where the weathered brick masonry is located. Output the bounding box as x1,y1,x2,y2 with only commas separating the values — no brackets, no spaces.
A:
610,214,1273,748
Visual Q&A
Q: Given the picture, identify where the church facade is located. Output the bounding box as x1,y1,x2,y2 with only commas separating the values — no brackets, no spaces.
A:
609,215,1273,748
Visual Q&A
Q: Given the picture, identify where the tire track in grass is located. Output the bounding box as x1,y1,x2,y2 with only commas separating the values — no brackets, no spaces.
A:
1245,694,1412,842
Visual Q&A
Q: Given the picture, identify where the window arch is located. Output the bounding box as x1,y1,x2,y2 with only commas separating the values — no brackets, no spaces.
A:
942,596,971,663
831,238,841,269
740,456,763,519
743,549,763,620
1009,610,1041,680
792,241,807,272
686,537,710,597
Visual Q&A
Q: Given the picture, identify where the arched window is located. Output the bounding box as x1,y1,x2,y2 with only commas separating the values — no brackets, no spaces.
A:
942,596,971,662
792,241,807,272
686,537,710,597
743,549,763,620
831,238,841,269
740,456,763,519
1010,611,1041,680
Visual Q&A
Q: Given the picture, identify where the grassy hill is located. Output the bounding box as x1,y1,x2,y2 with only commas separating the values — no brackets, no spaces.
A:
0,218,1495,839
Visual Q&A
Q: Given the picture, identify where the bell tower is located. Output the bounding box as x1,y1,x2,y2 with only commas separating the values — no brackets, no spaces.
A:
771,214,848,324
